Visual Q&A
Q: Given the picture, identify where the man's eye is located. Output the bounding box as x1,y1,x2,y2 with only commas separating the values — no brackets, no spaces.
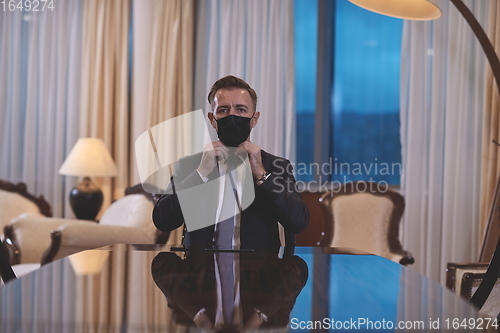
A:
218,109,228,113
237,108,247,113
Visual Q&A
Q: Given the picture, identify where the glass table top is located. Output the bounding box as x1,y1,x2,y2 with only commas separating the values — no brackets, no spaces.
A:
0,244,480,332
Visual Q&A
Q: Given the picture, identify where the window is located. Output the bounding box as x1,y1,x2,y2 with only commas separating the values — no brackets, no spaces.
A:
295,0,318,183
295,0,403,186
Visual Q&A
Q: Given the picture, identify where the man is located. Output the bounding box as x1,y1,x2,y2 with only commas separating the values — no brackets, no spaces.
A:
152,75,308,248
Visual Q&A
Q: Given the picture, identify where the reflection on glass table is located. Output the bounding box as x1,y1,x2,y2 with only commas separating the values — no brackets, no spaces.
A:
151,249,308,332
0,244,480,332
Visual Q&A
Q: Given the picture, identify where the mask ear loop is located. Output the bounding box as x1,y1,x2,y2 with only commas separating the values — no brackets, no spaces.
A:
248,111,257,129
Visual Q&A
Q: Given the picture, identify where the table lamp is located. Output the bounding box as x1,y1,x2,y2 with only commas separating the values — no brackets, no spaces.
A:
69,249,110,275
59,138,118,220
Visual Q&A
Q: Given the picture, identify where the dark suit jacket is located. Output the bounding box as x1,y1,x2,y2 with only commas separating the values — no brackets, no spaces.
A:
152,150,309,248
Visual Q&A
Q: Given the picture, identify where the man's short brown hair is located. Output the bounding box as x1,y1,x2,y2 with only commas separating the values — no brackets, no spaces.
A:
207,75,258,111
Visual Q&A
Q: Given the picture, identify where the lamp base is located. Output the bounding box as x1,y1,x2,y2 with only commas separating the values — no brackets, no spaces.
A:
69,177,103,221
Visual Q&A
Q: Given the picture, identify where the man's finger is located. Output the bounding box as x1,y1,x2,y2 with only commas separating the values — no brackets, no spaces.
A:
219,146,229,159
234,147,249,160
215,147,228,161
203,142,217,151
214,142,229,155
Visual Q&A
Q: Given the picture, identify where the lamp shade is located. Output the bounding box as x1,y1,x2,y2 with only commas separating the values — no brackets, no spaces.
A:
348,0,441,21
69,250,110,275
59,138,118,177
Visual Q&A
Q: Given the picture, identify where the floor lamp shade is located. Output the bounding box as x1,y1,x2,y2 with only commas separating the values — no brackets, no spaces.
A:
59,138,118,220
348,0,442,21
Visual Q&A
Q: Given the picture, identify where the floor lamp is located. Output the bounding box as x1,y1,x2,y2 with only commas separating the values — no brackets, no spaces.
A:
348,0,500,308
348,0,500,258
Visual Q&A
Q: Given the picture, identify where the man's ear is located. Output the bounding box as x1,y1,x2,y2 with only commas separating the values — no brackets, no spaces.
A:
208,112,217,130
251,111,260,128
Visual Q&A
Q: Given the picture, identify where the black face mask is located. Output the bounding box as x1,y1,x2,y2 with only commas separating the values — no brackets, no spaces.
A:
215,114,253,147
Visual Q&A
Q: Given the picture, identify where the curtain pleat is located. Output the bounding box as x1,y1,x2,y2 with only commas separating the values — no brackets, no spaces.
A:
71,246,187,332
401,0,488,284
127,251,184,332
478,1,500,261
0,1,83,219
79,0,131,215
146,0,193,127
131,0,194,244
193,0,295,162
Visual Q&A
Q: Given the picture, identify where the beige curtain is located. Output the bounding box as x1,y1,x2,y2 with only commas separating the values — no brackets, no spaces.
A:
74,245,128,330
193,0,295,160
74,245,186,332
479,2,500,260
74,249,129,332
400,0,488,283
147,0,193,127
0,1,83,218
127,250,184,332
79,0,131,215
131,0,194,245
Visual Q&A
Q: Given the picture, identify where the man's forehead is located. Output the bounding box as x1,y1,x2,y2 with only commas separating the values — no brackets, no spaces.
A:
214,88,252,104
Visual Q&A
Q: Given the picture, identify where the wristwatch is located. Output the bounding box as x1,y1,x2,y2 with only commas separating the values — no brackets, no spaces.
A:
254,308,268,323
256,171,271,186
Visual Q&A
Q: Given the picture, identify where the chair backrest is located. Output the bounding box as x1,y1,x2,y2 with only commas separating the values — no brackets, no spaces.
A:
124,183,162,203
295,191,329,246
0,180,52,232
471,236,500,309
123,184,169,243
100,194,154,228
446,262,489,295
99,184,169,244
319,181,405,260
462,271,500,319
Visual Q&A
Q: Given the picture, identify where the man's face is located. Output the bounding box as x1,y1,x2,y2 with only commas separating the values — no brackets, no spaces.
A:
208,88,260,131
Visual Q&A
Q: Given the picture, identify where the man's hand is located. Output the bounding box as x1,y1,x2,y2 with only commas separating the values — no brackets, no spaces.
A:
197,141,228,178
193,311,215,332
235,141,265,179
242,311,263,332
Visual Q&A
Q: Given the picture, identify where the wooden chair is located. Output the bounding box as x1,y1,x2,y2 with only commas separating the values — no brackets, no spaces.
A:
446,238,500,320
0,180,52,218
319,181,414,265
0,180,53,264
0,239,16,283
470,237,500,308
40,184,170,264
446,262,490,295
124,184,169,244
447,174,500,319
295,191,329,246
4,184,169,266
